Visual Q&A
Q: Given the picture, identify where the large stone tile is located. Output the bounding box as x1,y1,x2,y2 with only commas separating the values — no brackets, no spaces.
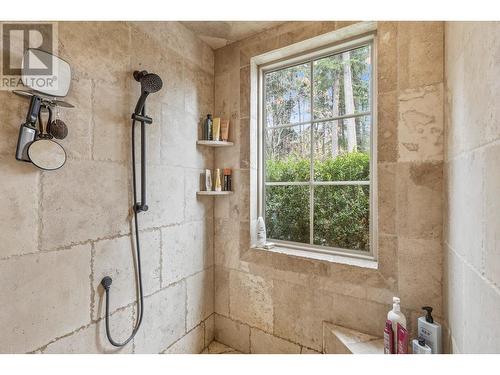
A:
0,245,91,353
186,269,214,330
443,246,465,353
485,143,500,286
160,105,213,169
377,91,398,163
446,151,484,270
58,22,130,82
204,314,215,347
377,234,398,283
134,282,186,353
92,80,130,162
164,324,205,354
184,168,214,222
446,22,500,157
58,77,92,160
40,160,129,250
398,22,444,90
184,61,214,118
0,156,39,258
42,307,134,353
214,266,230,316
214,219,241,269
329,293,388,339
92,230,161,319
378,162,396,235
377,22,398,94
214,314,250,353
240,66,250,118
462,265,500,353
397,161,442,240
273,280,334,351
161,220,213,285
250,328,300,354
398,237,443,315
0,91,30,155
229,270,273,332
398,84,444,162
59,22,130,84
215,42,240,75
138,165,185,229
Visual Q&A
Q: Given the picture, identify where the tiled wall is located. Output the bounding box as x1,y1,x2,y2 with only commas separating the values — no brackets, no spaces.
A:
0,21,215,353
444,22,500,353
212,21,445,353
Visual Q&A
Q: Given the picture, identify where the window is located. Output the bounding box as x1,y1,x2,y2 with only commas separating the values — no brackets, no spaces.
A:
259,37,375,257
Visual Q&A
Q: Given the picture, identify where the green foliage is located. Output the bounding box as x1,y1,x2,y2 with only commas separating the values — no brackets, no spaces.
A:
265,152,370,251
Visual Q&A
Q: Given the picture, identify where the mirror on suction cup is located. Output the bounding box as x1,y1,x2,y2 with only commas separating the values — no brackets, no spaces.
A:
27,138,66,171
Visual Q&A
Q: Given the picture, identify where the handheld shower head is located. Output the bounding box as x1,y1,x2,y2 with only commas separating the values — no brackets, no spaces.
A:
133,70,163,115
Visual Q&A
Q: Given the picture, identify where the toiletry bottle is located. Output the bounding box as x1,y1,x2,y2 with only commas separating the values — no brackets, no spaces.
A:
212,117,221,141
387,297,406,353
205,169,212,191
396,323,409,354
383,320,394,354
417,306,442,354
257,217,267,247
214,168,222,192
412,337,432,354
220,119,230,141
223,168,232,191
204,114,213,140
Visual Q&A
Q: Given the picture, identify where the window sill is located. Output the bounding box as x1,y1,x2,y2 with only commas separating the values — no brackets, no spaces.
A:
251,244,378,270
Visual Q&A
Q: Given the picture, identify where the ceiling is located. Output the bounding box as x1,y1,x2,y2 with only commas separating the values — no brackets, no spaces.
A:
181,21,285,49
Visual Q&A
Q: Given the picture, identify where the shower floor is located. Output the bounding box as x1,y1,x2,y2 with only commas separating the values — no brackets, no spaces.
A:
202,341,241,354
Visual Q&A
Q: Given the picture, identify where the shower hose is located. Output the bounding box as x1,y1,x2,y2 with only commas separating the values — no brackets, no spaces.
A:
101,118,144,347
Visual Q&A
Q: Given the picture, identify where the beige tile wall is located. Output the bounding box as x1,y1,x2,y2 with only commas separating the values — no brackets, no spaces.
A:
444,22,500,353
0,21,215,353
213,21,445,352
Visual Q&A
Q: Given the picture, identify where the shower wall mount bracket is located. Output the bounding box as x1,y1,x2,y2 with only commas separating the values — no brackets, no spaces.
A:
131,113,153,124
134,203,149,213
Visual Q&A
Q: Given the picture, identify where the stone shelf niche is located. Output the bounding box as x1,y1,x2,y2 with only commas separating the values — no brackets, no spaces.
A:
196,140,234,147
197,191,233,196
197,140,234,196
323,322,384,354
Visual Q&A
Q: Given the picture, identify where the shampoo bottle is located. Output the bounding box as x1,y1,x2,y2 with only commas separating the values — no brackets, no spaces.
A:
383,320,394,354
257,217,266,248
387,297,406,353
417,306,442,354
203,114,213,140
412,337,432,354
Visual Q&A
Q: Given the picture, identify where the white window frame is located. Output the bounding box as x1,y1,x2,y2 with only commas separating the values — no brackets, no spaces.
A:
257,34,378,261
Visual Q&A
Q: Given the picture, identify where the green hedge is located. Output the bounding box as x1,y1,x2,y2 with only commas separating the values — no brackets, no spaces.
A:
265,152,370,251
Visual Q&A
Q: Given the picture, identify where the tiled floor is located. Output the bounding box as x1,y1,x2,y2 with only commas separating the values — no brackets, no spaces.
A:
201,341,241,354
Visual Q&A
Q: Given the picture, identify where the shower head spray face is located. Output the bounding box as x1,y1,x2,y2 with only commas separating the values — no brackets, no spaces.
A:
133,70,163,115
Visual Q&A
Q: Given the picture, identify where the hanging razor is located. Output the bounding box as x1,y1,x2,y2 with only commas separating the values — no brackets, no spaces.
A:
15,95,42,162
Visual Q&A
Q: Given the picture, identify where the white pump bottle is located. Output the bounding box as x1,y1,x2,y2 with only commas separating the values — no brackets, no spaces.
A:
387,297,406,348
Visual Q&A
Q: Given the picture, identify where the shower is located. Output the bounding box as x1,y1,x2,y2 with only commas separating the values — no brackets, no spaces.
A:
101,70,163,347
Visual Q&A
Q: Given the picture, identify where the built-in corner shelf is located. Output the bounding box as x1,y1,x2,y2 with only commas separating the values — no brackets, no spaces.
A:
196,140,234,147
197,191,234,196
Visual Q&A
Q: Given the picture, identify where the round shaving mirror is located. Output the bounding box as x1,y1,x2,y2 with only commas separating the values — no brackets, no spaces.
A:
27,138,66,171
